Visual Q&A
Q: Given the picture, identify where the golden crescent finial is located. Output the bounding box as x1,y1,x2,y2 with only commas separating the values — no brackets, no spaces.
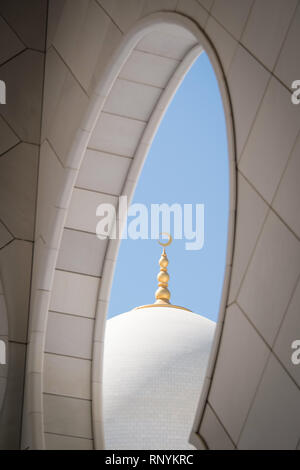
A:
134,232,193,312
158,232,173,247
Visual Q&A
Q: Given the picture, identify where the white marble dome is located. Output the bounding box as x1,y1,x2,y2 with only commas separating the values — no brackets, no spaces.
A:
103,305,215,450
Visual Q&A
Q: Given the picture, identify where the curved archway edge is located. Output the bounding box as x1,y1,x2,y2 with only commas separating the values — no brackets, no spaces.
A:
23,11,236,450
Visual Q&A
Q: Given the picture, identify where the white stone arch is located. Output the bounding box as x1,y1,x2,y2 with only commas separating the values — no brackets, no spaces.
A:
23,12,236,450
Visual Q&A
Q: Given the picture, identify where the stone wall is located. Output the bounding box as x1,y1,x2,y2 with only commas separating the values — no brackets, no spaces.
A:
0,0,48,449
0,0,299,450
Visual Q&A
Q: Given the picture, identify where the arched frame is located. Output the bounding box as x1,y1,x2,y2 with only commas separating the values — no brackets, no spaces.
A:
23,11,236,450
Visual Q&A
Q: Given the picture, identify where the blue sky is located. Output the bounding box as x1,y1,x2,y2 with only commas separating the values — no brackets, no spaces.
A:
108,52,229,322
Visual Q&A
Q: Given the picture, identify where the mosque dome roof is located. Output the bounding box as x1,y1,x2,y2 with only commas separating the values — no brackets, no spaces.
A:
103,236,215,449
103,305,215,450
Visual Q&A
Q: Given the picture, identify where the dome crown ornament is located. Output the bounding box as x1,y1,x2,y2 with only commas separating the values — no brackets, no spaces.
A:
155,233,172,304
134,232,191,312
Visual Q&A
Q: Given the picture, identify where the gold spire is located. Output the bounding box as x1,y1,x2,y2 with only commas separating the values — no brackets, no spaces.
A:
134,232,192,312
155,248,171,304
155,233,172,304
